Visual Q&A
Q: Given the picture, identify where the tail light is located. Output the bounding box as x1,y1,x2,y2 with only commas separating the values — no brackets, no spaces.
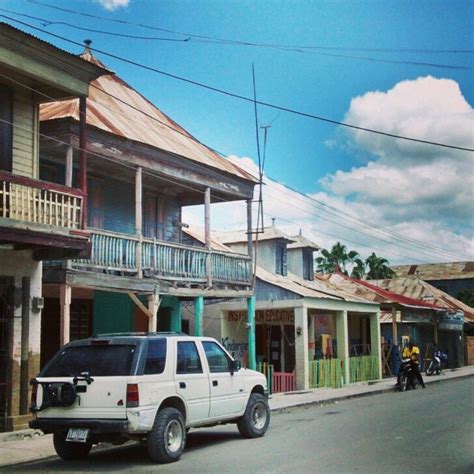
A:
126,383,139,408
30,382,38,410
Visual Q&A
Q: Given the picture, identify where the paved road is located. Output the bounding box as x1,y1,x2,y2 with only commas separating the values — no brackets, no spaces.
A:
5,378,473,473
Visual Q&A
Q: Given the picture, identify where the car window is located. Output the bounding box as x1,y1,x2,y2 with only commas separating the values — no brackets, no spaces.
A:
202,341,231,373
144,339,167,374
176,341,203,374
42,345,135,377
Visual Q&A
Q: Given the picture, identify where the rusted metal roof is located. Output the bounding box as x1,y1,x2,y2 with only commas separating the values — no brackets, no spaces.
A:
320,272,444,310
391,261,474,281
182,226,236,253
287,234,320,250
368,276,474,322
40,50,256,183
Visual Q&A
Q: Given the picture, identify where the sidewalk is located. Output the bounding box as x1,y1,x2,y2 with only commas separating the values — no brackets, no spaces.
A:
1,366,472,468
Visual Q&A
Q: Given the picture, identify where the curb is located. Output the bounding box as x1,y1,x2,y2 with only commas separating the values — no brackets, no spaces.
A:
270,372,474,414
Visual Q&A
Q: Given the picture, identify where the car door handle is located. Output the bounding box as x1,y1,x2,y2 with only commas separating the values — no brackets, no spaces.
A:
212,380,218,387
179,382,186,389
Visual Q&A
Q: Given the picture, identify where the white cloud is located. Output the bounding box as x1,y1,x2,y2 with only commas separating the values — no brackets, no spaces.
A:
94,0,130,11
184,76,474,265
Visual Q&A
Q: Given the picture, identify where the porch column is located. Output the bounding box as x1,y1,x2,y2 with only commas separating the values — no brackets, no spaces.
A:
370,311,382,379
147,292,160,332
336,310,350,384
294,305,309,390
194,296,204,336
246,199,253,260
204,187,212,287
79,96,88,229
247,296,256,370
135,166,143,278
65,145,73,187
59,284,71,346
170,299,182,333
19,277,30,415
308,312,315,362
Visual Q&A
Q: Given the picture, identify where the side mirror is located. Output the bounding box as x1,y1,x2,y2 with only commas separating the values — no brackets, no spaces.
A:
229,360,241,376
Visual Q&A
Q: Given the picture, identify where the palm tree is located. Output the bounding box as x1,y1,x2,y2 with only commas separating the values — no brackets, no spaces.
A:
315,242,359,274
351,258,366,279
365,253,395,279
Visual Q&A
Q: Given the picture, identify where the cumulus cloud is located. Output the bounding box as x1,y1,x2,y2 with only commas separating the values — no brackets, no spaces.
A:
94,0,129,11
184,76,473,264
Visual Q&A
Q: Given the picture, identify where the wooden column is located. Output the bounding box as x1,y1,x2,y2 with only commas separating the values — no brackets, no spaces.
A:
79,97,87,229
204,187,212,287
135,167,143,278
147,292,160,332
19,277,30,415
65,145,73,187
59,284,71,346
391,306,398,346
246,199,253,260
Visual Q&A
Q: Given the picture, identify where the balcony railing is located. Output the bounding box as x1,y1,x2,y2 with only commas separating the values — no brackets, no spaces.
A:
0,171,83,230
73,229,252,285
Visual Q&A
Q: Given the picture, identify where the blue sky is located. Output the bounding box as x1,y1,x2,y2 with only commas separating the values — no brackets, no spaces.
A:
1,0,473,263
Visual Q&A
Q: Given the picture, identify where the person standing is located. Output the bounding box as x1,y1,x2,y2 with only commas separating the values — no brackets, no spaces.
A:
402,340,426,389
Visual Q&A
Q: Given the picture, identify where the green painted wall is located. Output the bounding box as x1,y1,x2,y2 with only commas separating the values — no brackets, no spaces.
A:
160,296,182,332
93,291,134,335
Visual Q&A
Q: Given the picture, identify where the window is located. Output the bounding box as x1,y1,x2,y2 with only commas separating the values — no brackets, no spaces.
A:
275,243,288,276
42,345,136,377
202,341,231,373
144,339,167,374
176,341,202,374
303,250,314,281
0,87,13,172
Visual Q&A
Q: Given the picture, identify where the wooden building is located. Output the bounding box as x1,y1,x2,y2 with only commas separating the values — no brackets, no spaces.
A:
37,45,257,366
0,23,108,431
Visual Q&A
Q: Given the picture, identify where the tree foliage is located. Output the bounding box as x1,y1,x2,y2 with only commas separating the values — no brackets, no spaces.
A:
315,242,359,275
365,253,395,279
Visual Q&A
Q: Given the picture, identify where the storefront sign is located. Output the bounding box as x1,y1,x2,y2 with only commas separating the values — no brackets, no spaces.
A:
438,313,464,331
227,309,294,324
401,312,433,324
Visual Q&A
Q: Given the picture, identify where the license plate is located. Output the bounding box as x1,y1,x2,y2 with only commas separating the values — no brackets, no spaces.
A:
66,428,89,443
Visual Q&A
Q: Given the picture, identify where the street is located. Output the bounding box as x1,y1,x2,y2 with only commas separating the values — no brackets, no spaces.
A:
4,377,473,473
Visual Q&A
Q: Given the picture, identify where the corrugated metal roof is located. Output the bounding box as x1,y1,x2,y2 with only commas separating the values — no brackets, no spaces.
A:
391,262,474,281
257,267,374,304
287,234,320,250
40,50,256,183
182,226,236,253
319,272,444,310
368,276,474,322
218,226,296,245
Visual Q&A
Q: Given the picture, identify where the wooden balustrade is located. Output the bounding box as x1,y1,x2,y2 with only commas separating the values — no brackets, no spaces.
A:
72,229,252,285
0,171,83,230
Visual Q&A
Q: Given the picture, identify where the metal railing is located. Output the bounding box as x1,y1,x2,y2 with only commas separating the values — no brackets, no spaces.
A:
0,171,83,230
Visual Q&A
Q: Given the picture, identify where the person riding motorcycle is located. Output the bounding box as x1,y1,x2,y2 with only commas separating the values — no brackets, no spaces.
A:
396,340,426,389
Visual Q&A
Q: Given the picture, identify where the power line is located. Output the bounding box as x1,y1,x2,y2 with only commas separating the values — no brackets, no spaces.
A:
2,8,472,71
2,66,469,262
2,14,473,153
24,0,474,55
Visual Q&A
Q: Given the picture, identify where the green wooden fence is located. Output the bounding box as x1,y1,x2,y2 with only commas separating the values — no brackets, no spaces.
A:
349,355,379,383
309,358,345,389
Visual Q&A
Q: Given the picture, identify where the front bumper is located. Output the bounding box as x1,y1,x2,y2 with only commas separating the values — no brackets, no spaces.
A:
29,418,129,435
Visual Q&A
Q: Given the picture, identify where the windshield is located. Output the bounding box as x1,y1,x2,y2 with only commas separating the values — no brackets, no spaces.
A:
42,345,136,377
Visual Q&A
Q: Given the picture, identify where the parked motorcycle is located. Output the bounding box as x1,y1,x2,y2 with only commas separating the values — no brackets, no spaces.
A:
398,358,419,391
426,350,448,376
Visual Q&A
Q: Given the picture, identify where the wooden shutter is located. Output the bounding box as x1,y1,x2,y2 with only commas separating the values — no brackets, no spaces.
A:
0,87,13,172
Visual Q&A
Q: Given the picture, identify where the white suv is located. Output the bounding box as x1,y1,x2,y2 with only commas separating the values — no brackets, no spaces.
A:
30,333,270,464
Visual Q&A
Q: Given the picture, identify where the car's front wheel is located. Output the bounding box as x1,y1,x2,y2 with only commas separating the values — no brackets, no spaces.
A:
147,407,186,463
53,432,92,460
237,393,270,438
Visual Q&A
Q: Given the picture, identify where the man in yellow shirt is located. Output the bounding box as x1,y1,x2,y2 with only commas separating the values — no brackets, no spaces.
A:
398,341,426,388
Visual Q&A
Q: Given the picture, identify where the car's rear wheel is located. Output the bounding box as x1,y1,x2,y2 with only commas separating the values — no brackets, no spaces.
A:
53,432,92,460
237,393,270,438
147,407,186,463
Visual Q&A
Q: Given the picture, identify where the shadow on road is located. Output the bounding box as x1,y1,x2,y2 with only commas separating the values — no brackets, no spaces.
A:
4,429,242,471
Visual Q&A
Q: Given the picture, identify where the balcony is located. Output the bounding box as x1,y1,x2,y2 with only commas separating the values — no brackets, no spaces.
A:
0,171,88,259
72,228,252,286
0,171,83,230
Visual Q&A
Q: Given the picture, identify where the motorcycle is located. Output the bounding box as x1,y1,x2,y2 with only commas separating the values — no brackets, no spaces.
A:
397,358,419,391
426,350,448,376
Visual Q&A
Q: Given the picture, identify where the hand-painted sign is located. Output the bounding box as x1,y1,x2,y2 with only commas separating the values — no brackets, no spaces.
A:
438,312,464,331
227,309,294,324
